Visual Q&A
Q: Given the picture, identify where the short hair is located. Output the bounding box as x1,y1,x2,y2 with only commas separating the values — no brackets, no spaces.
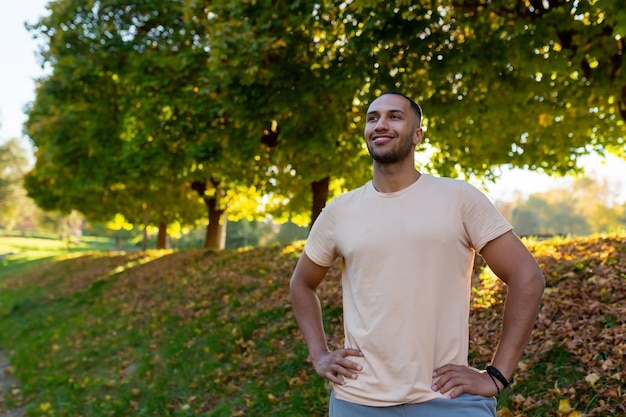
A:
378,91,422,125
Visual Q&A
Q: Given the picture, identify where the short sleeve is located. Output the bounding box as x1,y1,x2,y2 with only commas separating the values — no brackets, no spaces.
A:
460,183,513,253
303,200,339,267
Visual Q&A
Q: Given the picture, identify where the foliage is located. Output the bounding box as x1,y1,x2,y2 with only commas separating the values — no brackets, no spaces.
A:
24,0,212,235
201,0,373,220
0,234,625,416
24,0,626,237
496,177,626,235
0,139,32,230
339,0,626,178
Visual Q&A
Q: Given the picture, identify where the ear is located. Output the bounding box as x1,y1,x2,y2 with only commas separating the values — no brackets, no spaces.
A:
413,127,423,146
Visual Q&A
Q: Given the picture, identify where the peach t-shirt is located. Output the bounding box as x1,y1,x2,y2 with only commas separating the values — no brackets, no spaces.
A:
304,174,512,406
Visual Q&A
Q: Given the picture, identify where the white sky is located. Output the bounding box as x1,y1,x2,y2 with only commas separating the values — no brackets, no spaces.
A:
1,1,625,204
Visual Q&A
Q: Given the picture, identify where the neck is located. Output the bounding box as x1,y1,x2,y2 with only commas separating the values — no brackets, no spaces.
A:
372,165,421,193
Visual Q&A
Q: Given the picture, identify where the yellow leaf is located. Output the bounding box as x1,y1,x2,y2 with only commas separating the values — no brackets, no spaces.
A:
40,402,51,412
559,399,573,414
496,408,514,417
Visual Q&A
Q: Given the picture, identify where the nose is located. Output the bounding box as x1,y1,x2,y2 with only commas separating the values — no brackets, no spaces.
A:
374,116,389,131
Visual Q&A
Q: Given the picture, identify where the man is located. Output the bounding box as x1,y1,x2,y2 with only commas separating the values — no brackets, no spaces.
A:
289,91,545,416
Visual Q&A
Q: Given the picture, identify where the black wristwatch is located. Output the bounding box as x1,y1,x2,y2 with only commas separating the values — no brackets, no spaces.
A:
486,365,512,389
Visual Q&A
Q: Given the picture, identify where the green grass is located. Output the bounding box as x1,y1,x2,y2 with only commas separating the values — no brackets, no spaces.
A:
0,234,115,253
0,236,624,416
0,235,120,280
0,245,329,416
496,347,588,416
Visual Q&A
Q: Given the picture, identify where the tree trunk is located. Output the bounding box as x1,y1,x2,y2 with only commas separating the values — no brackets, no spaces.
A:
141,204,149,251
310,176,330,227
156,221,167,249
191,179,226,250
204,196,225,249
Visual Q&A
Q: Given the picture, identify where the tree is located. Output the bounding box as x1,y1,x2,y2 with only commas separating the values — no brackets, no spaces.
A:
341,0,625,178
26,0,297,248
511,207,541,236
25,0,626,240
200,0,626,223
567,176,624,232
505,176,626,235
0,139,31,230
200,0,373,226
25,0,229,248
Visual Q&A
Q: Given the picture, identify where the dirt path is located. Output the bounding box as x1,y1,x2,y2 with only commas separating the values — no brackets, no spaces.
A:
0,351,24,417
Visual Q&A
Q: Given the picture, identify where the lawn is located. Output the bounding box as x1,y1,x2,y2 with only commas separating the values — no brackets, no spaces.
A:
0,234,624,416
0,234,124,281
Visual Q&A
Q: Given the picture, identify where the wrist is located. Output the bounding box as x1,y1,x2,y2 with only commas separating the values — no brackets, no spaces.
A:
309,348,330,362
486,364,512,389
486,371,501,395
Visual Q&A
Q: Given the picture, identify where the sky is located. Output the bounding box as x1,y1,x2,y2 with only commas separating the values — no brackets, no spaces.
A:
1,1,625,204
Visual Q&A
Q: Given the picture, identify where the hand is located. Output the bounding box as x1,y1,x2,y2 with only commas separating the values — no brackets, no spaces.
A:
311,348,364,385
432,364,501,398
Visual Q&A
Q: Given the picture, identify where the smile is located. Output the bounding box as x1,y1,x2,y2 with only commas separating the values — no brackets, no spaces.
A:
371,135,395,145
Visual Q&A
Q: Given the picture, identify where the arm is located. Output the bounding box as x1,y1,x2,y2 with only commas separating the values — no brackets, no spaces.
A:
433,230,545,397
480,230,545,380
289,252,363,385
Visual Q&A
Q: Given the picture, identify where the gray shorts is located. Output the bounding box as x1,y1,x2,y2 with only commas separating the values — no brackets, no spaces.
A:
329,390,496,417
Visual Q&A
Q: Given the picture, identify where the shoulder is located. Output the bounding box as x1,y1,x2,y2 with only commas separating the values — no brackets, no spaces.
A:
311,182,371,228
420,174,478,195
419,175,496,210
326,182,372,208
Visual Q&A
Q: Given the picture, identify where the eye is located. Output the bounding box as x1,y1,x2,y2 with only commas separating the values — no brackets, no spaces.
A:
367,116,378,123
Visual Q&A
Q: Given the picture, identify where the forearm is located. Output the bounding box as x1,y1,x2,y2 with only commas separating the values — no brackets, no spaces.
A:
290,283,329,359
490,272,545,380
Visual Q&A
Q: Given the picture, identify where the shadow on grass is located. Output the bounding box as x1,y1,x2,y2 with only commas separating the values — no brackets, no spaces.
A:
0,235,121,281
0,254,60,280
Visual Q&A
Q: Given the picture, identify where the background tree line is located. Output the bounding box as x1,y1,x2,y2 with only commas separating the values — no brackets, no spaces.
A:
3,138,624,247
496,176,626,236
9,0,626,249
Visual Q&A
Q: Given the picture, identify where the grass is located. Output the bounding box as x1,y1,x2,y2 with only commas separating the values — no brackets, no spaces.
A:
0,244,327,416
0,235,624,416
0,234,126,280
496,346,587,416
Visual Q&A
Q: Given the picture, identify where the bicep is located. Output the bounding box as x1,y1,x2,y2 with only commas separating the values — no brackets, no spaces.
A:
480,231,544,286
290,252,330,291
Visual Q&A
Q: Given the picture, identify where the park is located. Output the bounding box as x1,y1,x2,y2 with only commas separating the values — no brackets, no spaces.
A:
1,1,625,416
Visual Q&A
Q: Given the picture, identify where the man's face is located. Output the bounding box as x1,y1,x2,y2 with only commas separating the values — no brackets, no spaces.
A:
364,94,422,164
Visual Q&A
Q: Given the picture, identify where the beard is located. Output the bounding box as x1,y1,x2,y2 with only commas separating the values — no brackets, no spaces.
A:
367,132,415,164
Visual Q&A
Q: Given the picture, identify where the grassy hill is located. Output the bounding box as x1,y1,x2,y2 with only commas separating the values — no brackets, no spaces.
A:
0,235,624,416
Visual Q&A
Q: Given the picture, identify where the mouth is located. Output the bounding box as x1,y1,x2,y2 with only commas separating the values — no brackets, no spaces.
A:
371,135,395,145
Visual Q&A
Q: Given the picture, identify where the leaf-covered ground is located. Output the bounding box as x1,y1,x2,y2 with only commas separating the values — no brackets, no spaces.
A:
0,235,624,416
471,236,626,416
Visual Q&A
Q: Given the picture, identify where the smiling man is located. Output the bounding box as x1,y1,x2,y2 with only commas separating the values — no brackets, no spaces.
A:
289,91,545,417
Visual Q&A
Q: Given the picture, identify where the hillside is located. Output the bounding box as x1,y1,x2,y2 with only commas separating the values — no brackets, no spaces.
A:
0,235,624,416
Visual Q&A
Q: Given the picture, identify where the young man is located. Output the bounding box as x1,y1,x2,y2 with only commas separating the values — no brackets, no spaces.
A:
289,91,545,416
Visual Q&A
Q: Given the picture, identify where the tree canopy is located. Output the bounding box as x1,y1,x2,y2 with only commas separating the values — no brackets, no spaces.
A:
24,0,626,247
